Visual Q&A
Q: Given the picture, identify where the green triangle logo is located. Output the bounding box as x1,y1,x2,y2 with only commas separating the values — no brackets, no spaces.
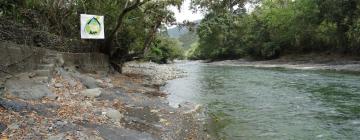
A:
85,17,101,35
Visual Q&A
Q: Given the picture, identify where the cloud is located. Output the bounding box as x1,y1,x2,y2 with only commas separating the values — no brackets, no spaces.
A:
168,0,204,22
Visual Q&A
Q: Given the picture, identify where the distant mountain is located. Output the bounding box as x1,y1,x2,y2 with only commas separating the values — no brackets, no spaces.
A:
167,20,201,39
167,27,189,39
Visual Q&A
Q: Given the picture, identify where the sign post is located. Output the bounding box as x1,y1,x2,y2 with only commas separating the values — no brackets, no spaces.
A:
80,14,105,39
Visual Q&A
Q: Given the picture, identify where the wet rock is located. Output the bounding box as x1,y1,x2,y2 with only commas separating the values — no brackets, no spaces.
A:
81,88,102,98
105,108,123,122
5,79,55,100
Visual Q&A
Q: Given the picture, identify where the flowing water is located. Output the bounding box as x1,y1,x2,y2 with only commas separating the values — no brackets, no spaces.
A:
162,62,360,140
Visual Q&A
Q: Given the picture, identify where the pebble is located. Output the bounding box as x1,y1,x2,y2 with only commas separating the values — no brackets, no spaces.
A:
80,88,102,98
55,120,67,126
47,133,65,140
54,83,64,88
68,80,77,87
104,78,111,83
105,108,123,122
28,73,36,78
96,79,103,84
8,123,19,130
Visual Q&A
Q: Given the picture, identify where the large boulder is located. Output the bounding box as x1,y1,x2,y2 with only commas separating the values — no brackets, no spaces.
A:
70,72,99,89
5,79,56,100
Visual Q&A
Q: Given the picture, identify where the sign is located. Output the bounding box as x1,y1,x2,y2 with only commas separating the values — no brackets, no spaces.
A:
80,14,105,39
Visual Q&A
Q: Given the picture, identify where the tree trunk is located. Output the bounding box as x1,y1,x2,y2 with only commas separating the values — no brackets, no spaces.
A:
143,19,162,56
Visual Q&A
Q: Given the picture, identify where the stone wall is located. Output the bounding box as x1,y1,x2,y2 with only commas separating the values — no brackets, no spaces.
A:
0,18,95,53
0,42,45,78
61,53,110,72
0,42,110,78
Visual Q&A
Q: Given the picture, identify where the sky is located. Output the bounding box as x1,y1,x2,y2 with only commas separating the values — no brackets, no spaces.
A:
168,0,204,23
169,0,256,23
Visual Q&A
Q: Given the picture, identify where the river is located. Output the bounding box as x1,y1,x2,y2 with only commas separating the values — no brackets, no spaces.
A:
162,61,360,140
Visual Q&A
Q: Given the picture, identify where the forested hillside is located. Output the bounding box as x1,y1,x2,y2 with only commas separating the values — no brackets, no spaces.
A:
189,0,360,60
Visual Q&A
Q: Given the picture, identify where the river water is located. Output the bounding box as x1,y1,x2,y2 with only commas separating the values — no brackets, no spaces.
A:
162,61,360,140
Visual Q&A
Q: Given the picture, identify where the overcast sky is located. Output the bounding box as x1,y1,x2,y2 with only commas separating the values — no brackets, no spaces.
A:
168,0,204,23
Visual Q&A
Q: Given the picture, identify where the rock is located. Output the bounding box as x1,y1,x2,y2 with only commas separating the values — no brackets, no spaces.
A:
96,79,103,84
105,108,123,121
72,73,99,89
104,78,111,83
5,79,56,100
28,72,37,78
47,133,66,140
27,118,35,125
0,98,60,116
55,120,68,126
80,88,102,98
0,123,6,133
5,75,12,79
0,84,4,97
68,80,77,87
54,83,64,88
8,123,19,130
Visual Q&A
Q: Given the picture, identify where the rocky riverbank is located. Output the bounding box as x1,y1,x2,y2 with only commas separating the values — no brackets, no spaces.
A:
0,61,207,139
210,54,360,73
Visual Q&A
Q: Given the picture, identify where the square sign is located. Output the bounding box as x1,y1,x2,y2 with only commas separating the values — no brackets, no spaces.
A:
80,14,105,39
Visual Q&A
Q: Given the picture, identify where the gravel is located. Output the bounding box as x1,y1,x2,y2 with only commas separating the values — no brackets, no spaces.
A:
122,61,185,86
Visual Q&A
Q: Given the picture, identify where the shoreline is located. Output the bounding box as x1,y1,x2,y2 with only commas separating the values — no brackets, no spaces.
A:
0,60,208,139
209,55,360,73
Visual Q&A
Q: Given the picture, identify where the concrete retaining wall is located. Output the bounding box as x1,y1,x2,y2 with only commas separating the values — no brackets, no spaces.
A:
0,41,109,78
0,42,45,77
61,53,110,72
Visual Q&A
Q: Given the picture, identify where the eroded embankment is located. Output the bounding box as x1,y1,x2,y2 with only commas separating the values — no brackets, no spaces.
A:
0,46,207,140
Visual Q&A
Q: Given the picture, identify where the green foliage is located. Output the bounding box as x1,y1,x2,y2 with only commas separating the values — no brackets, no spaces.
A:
178,30,198,50
145,36,184,63
186,42,201,59
189,0,360,60
0,0,186,64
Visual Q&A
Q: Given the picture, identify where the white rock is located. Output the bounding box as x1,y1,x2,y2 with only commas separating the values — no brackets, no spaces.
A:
8,123,19,130
54,83,64,88
105,108,123,121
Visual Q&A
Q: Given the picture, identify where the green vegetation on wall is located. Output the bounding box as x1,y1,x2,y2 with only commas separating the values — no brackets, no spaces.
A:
0,0,184,64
